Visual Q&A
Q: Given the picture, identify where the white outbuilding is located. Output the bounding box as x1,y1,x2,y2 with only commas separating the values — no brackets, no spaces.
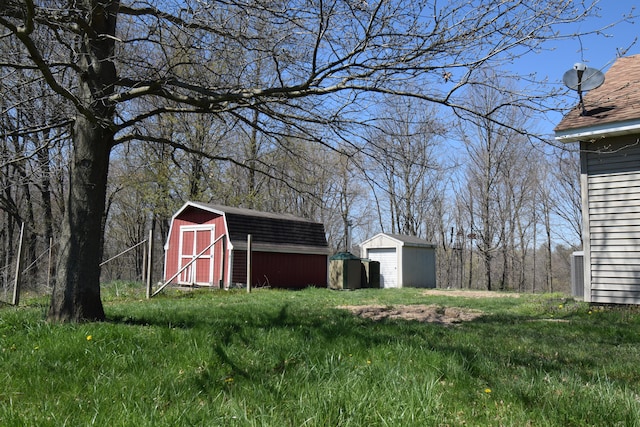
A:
359,233,436,289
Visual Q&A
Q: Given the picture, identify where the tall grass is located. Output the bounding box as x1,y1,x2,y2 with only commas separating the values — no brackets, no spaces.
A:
2,286,640,426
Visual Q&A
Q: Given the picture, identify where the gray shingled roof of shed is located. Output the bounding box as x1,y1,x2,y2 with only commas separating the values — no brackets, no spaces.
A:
359,232,436,248
383,233,436,247
187,202,328,248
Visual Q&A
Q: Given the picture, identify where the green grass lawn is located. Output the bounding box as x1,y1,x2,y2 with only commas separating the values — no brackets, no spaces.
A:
2,285,640,426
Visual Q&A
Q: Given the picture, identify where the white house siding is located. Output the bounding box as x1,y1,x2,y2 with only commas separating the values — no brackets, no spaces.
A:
583,136,640,303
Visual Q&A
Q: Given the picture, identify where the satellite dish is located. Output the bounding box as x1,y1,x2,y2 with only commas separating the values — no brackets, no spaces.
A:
562,62,605,115
562,63,605,91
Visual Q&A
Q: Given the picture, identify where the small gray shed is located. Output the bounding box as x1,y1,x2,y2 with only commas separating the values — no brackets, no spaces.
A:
359,233,436,288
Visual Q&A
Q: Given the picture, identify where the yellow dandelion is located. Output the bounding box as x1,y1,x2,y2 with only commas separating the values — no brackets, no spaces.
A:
86,335,92,341
484,388,492,394
558,304,564,309
367,360,372,365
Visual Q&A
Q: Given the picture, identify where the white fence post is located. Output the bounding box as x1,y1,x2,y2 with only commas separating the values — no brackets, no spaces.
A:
12,223,24,306
146,230,153,299
47,237,53,290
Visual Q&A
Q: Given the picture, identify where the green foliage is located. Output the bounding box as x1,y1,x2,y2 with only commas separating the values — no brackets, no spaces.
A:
1,289,640,426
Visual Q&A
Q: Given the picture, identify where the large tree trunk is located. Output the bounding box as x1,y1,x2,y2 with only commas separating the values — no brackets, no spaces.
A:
47,0,118,322
48,118,112,322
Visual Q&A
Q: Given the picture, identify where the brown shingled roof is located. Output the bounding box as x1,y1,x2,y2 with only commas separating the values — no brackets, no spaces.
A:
555,54,640,135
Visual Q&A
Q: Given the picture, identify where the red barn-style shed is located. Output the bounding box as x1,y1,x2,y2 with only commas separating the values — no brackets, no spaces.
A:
163,202,329,289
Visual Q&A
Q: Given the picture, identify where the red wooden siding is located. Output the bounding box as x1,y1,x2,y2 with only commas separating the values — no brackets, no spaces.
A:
164,208,228,287
232,251,246,284
232,251,327,288
165,203,329,289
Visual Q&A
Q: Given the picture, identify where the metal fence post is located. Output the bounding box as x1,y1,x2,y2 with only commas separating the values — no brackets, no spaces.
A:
246,234,252,293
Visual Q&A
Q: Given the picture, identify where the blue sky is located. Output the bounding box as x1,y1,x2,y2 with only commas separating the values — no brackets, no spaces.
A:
425,2,639,247
522,1,638,137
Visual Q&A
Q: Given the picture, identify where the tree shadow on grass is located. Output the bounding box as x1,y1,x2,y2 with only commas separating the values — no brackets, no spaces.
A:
106,296,640,392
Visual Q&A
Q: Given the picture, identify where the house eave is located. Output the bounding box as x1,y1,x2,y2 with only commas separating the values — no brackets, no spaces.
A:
555,119,640,143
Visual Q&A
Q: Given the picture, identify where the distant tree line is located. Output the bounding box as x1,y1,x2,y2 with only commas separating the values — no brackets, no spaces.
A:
0,70,582,295
0,1,620,320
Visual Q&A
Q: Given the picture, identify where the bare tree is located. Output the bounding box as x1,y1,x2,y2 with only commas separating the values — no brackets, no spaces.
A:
537,164,555,293
459,79,512,291
0,42,71,294
365,97,445,237
457,70,543,291
551,147,583,247
0,0,612,320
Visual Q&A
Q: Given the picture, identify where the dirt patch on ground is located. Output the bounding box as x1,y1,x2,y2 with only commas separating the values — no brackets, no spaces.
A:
338,304,484,325
422,289,521,298
338,289,521,325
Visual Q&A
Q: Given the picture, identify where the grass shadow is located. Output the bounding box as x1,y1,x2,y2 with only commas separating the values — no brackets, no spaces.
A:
104,290,640,393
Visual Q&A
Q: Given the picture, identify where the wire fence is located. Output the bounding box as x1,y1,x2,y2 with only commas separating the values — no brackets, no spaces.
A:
0,226,159,305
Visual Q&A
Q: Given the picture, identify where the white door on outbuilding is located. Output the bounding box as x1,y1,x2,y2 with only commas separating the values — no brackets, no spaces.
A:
367,248,398,288
178,225,215,285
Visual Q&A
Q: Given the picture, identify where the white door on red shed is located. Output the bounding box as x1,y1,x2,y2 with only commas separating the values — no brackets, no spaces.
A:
367,248,398,288
178,225,215,285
